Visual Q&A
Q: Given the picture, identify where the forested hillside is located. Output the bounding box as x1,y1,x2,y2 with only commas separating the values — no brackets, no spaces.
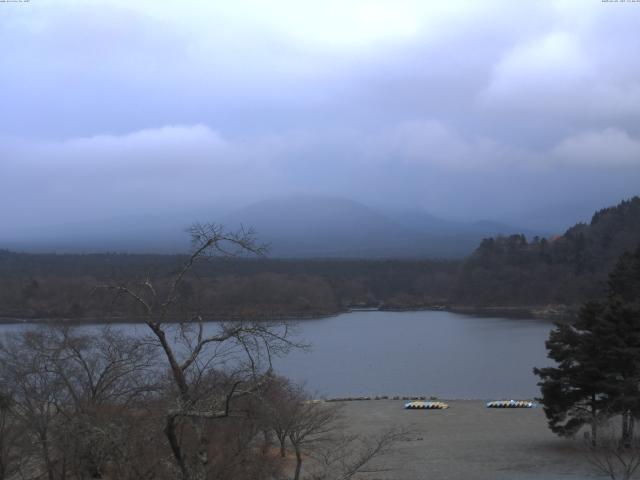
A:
455,197,640,307
0,197,639,321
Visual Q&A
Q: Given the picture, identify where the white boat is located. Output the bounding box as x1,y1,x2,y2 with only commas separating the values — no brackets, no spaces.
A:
486,400,535,408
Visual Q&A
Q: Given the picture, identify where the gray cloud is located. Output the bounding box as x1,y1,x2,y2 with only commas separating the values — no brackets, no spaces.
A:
1,0,640,240
552,128,640,167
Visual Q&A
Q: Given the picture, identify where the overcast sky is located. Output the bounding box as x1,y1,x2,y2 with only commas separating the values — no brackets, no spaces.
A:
1,0,640,238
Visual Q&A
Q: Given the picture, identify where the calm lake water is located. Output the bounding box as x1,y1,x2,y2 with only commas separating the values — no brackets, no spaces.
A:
274,310,554,399
0,310,555,399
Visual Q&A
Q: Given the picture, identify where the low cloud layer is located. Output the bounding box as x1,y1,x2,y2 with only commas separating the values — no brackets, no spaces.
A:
1,0,639,241
3,123,638,234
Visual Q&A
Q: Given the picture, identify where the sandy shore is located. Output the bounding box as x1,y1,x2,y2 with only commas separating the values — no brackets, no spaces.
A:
337,399,601,479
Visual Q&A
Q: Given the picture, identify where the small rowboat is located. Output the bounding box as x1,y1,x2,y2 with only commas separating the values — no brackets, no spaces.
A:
486,400,535,408
404,401,449,410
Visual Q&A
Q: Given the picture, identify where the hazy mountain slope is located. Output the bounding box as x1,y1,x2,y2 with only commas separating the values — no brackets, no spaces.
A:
223,195,537,258
223,195,425,257
0,207,229,254
3,194,537,258
1,214,194,254
389,209,537,238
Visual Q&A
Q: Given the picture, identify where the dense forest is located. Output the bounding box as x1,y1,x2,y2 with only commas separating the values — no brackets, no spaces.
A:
1,197,639,322
456,196,640,310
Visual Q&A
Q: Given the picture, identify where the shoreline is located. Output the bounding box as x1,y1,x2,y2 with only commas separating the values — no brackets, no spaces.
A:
0,303,575,325
321,395,539,402
336,399,591,479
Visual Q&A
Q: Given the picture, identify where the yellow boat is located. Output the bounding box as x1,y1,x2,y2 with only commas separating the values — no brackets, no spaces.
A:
404,401,449,409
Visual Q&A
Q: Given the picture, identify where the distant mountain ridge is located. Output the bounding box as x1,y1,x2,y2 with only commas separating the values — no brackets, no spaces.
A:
222,194,537,258
388,207,539,237
2,194,540,258
224,195,417,258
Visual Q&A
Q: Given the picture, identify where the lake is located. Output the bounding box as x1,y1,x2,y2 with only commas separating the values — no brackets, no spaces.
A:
275,310,554,399
0,310,555,399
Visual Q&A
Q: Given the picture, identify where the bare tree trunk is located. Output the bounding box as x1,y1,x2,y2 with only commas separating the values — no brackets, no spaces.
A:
152,324,198,480
194,419,209,480
292,442,302,480
148,324,190,397
39,431,56,480
280,438,286,458
591,398,598,447
165,414,189,480
623,411,632,448
262,430,271,455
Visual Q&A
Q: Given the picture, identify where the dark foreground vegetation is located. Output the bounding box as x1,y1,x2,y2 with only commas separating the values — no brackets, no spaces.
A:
0,225,403,480
1,197,639,322
457,196,640,309
535,246,640,479
0,326,402,480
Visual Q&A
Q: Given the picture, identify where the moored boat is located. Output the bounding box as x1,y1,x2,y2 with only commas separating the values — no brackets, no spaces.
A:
486,400,535,408
404,401,449,409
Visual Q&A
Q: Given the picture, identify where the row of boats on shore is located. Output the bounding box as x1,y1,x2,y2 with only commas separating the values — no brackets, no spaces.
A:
405,400,536,409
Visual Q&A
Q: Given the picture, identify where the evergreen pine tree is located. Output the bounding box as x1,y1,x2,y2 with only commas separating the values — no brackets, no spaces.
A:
534,302,610,445
535,246,640,446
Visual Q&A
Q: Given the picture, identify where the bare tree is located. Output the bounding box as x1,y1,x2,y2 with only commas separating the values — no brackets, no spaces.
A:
0,329,69,480
51,327,158,408
260,376,406,480
585,420,640,480
308,428,407,480
100,223,303,480
0,326,160,480
0,391,22,480
49,327,158,479
260,374,301,458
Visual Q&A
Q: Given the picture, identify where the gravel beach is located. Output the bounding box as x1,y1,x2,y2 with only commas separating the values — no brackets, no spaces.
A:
337,399,602,480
